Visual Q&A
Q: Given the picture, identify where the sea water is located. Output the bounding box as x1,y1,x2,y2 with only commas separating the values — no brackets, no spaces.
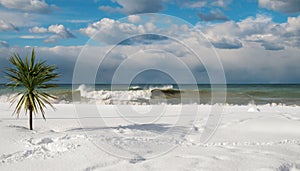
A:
0,84,299,105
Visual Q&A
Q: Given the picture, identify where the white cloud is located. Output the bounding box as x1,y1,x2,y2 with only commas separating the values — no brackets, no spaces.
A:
259,0,300,13
80,18,145,44
199,15,300,50
128,15,141,23
188,1,206,8
29,26,47,33
43,35,59,43
238,15,273,35
0,40,9,47
0,10,42,27
99,0,164,14
212,0,232,8
0,0,54,14
0,20,19,31
29,24,75,43
45,25,75,43
19,35,47,39
48,25,73,38
79,14,300,50
285,16,300,34
80,16,194,46
145,22,156,32
200,21,242,49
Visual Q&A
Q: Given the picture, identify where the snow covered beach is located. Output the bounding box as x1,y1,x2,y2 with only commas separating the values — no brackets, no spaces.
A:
1,103,300,171
0,0,300,169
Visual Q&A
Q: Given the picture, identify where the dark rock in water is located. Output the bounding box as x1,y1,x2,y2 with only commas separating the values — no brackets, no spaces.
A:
129,155,146,164
72,90,81,101
52,90,81,102
151,89,181,99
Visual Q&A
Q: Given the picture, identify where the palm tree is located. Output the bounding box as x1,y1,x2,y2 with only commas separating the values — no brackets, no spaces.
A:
5,49,59,130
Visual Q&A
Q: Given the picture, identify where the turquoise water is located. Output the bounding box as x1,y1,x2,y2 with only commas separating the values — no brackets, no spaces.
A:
0,84,299,105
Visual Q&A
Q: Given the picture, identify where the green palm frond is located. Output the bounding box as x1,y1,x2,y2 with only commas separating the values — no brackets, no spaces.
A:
5,48,59,121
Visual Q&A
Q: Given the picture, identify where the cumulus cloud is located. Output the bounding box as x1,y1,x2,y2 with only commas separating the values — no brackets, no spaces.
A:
29,26,47,33
200,21,242,49
200,15,300,50
238,15,273,35
78,14,300,50
48,24,74,38
0,20,19,31
245,15,300,49
80,18,146,44
79,14,300,50
99,0,164,14
197,9,229,21
128,15,141,23
0,0,54,14
0,40,9,47
212,0,232,8
259,0,300,13
45,25,75,43
79,16,195,45
29,24,75,43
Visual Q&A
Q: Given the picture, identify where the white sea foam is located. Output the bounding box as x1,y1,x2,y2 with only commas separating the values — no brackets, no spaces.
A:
0,94,10,103
0,93,17,103
149,84,174,91
76,84,152,105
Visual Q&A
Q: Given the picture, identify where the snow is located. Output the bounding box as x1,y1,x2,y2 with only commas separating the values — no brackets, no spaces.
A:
0,102,300,170
247,106,261,112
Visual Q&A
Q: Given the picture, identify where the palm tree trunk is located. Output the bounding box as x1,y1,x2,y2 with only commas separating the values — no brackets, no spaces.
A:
29,108,33,130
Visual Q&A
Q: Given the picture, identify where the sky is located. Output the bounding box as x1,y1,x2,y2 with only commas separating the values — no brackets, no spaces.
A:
0,0,299,84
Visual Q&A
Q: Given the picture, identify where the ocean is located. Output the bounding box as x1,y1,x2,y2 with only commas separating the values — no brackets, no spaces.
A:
0,84,299,106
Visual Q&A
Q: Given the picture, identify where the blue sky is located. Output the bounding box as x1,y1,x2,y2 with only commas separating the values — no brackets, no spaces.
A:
0,0,300,83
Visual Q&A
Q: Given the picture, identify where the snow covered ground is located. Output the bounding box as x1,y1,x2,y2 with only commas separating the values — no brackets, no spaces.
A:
0,103,300,171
